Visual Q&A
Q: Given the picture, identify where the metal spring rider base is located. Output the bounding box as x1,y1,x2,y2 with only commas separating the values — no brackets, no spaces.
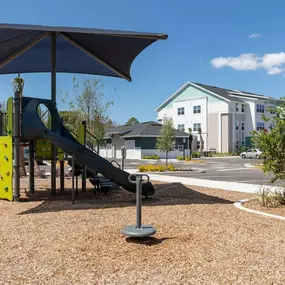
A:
121,174,156,238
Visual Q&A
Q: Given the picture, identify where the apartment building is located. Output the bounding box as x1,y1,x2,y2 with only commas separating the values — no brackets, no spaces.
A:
156,82,279,153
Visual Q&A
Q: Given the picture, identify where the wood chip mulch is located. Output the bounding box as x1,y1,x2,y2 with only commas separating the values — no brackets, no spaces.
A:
244,199,285,217
0,179,284,285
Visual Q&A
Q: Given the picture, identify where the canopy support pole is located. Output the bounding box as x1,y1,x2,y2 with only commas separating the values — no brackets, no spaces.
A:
51,32,57,195
13,91,21,201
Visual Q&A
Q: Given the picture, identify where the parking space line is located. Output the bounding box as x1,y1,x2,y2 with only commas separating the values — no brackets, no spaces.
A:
217,168,246,172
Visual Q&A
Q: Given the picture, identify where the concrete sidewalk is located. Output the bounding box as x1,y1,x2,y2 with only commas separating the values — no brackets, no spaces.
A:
125,168,282,194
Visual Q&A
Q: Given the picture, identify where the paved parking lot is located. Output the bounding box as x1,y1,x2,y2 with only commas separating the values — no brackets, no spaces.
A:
121,157,283,187
35,157,282,187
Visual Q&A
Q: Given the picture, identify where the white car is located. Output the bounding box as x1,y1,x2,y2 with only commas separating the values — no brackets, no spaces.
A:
240,149,263,159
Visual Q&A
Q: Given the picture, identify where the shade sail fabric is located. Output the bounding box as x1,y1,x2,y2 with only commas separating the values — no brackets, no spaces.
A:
0,23,167,81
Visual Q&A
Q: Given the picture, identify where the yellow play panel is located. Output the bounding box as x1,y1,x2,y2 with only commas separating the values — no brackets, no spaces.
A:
0,136,13,201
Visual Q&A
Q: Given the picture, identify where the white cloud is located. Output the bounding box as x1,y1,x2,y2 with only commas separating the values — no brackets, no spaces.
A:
211,54,259,70
211,52,285,75
261,52,285,68
248,33,261,38
267,67,284,75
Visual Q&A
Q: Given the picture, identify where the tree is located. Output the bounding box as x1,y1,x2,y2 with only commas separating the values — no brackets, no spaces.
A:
125,117,139,126
188,127,193,160
156,118,175,166
61,75,114,147
252,100,285,183
198,127,204,156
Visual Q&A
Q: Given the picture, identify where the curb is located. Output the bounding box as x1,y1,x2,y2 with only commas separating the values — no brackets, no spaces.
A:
234,199,285,221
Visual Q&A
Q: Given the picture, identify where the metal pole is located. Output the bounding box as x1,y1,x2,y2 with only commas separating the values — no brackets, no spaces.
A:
76,176,78,195
51,32,57,195
29,140,35,195
60,161,64,192
81,121,87,192
72,154,75,204
136,176,142,228
13,91,21,201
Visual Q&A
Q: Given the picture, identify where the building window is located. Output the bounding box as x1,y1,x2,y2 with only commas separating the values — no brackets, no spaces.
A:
177,124,185,131
235,121,239,131
256,104,265,113
193,105,201,114
241,104,245,113
158,119,162,123
236,140,239,150
193,123,201,132
241,140,245,146
241,121,245,131
236,103,239,112
177,107,185,115
197,140,200,150
257,122,265,131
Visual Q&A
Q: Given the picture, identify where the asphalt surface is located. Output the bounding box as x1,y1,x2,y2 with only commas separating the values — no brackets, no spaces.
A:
119,157,282,187
33,157,282,187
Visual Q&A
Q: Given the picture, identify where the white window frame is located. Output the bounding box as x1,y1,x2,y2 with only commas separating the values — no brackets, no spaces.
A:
193,123,201,132
193,105,201,114
241,121,245,131
236,139,239,150
241,104,245,113
257,122,265,131
177,107,185,116
235,121,239,131
177,124,185,132
235,103,239,112
256,104,265,113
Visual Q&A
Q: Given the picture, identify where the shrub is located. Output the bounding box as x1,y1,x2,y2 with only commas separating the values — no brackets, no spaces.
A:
210,152,239,157
177,156,184,160
258,186,285,207
142,155,160,160
138,164,175,172
191,152,201,158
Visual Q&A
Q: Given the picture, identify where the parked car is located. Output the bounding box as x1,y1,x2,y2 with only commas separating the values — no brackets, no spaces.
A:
240,149,263,159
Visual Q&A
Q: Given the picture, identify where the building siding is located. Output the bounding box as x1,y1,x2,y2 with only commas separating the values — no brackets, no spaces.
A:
208,113,219,151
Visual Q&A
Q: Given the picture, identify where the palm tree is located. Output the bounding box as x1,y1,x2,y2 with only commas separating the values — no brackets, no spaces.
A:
188,127,193,160
198,128,204,156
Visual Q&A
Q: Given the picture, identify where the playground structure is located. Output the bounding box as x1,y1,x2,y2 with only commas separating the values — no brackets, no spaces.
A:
0,23,167,203
0,95,155,201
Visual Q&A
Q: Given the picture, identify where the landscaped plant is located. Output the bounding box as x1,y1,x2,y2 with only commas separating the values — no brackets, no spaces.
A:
191,152,201,158
209,152,239,157
156,118,175,167
258,186,285,207
139,164,175,172
142,155,160,160
252,98,285,183
177,156,184,160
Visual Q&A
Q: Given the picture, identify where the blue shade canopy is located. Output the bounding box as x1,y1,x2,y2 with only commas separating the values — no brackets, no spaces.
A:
0,23,167,81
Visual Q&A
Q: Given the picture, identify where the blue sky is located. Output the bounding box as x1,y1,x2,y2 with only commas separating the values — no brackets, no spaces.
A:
1,0,285,124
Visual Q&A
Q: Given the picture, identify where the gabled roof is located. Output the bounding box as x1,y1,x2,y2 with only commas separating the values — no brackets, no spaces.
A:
105,121,189,138
155,81,279,112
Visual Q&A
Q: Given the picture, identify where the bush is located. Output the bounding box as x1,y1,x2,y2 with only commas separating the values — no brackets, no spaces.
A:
177,156,184,160
139,164,175,172
258,186,285,207
142,155,160,160
191,152,201,158
210,152,239,157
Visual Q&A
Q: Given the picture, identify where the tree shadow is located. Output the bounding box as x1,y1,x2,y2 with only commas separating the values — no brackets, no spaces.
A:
18,182,233,215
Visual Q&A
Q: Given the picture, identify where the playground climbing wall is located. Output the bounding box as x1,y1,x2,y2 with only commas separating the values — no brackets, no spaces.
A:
0,136,13,201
